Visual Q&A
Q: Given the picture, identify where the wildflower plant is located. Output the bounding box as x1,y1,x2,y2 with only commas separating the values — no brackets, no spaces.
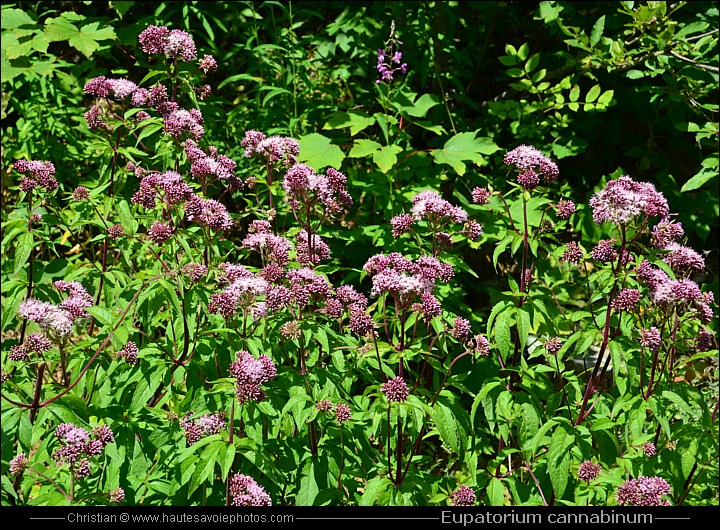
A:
1,5,717,510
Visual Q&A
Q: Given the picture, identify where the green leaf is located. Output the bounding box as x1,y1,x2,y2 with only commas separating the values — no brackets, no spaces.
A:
323,111,375,136
590,15,605,46
681,163,717,192
432,402,460,454
547,425,574,499
69,22,116,57
488,477,505,506
516,308,531,352
569,85,581,102
14,232,33,274
431,132,498,176
116,199,136,235
297,133,345,171
585,84,601,103
661,390,693,416
359,476,392,506
494,308,514,361
524,53,540,73
44,17,78,41
189,440,221,495
1,8,37,30
221,443,236,479
373,145,402,173
348,139,381,158
85,306,114,327
597,89,614,106
402,93,440,118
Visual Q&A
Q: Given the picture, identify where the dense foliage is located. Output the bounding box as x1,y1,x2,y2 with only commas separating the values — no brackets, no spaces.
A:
1,1,718,507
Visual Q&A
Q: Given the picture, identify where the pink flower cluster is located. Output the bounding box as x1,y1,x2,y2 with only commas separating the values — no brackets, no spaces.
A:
577,461,601,481
209,264,268,318
615,476,671,506
139,25,197,62
164,108,204,140
117,341,139,365
381,376,409,403
295,229,330,266
635,260,713,322
503,145,559,190
184,139,239,185
185,195,233,231
14,159,58,193
228,350,277,404
391,190,480,245
228,473,272,506
242,130,299,166
19,281,92,336
84,76,138,99
132,170,194,209
242,221,293,267
589,176,669,224
180,412,226,445
52,423,115,479
450,485,476,506
282,164,353,217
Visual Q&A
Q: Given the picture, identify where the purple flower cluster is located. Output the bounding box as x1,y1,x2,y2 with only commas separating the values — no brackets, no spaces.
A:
638,327,662,352
611,288,641,312
209,264,268,318
139,25,197,62
242,130,300,166
471,335,491,357
591,239,618,263
615,476,671,506
228,473,272,506
335,403,352,423
282,164,353,217
410,190,468,224
164,108,204,140
52,423,114,479
544,337,563,355
228,350,277,404
14,159,58,192
185,139,238,185
117,341,139,365
148,221,174,244
19,281,92,336
315,399,333,412
589,176,669,224
577,461,601,481
376,47,407,84
109,487,125,503
242,221,293,267
295,229,331,266
643,442,657,457
503,145,559,189
9,453,28,476
451,317,472,342
84,76,138,99
651,219,684,248
132,170,194,209
471,187,491,205
556,199,576,219
662,243,705,273
185,195,233,231
108,224,125,239
198,54,217,73
381,376,409,403
180,412,226,445
560,242,584,264
182,263,208,284
636,260,713,321
450,485,476,506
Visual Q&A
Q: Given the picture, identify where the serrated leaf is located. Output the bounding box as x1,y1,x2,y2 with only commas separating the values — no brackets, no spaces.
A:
44,17,79,41
373,144,402,173
221,443,236,479
547,425,574,499
432,402,459,454
1,8,37,30
488,477,505,506
494,308,514,361
516,308,531,350
661,390,693,416
402,93,440,118
116,199,136,235
431,132,497,176
14,232,33,274
348,139,381,158
323,111,375,135
85,306,114,327
69,22,116,57
359,476,392,506
297,133,345,171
